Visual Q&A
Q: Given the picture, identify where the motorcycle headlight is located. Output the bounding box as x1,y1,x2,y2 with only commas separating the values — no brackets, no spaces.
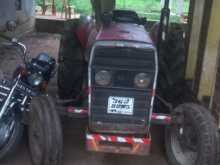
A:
134,73,151,88
28,73,43,86
95,70,111,86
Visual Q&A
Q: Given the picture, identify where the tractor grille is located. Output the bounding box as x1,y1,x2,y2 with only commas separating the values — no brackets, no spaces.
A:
90,45,157,134
92,47,155,71
92,46,155,89
90,88,152,134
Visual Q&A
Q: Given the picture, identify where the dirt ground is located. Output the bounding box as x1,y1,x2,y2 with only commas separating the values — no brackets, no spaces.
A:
0,33,168,165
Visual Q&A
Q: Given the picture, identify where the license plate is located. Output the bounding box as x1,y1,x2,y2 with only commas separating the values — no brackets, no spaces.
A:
107,96,134,115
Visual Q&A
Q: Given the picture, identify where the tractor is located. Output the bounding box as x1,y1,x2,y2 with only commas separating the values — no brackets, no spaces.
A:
57,0,219,165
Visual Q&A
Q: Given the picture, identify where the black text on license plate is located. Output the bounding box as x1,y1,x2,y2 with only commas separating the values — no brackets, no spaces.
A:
107,96,134,115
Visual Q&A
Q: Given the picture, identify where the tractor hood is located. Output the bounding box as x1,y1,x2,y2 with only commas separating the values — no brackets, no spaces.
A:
96,23,153,44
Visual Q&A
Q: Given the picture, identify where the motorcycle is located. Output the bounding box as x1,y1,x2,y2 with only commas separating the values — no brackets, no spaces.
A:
0,35,62,165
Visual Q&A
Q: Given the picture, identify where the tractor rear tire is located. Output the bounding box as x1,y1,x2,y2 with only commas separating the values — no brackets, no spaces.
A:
28,95,63,165
165,103,218,165
151,23,186,93
57,20,84,100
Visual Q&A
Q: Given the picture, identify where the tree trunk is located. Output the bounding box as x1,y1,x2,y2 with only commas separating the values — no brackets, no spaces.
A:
52,0,56,16
42,0,46,15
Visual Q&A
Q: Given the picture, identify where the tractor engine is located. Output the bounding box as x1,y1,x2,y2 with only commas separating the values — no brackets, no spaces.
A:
88,19,158,134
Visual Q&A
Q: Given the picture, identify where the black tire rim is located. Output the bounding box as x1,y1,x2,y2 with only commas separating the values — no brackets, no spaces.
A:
170,119,198,165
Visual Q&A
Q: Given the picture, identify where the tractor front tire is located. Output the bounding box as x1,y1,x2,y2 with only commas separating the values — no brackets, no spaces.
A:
165,103,218,165
28,95,63,165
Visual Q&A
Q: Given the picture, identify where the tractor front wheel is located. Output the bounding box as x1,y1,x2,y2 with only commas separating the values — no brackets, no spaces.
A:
28,95,63,165
165,103,218,165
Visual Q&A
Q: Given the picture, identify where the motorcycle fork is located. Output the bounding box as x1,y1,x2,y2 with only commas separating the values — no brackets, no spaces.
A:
0,75,21,120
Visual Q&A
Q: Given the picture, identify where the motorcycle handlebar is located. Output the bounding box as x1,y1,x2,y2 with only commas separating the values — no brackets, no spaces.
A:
15,42,27,56
0,34,28,63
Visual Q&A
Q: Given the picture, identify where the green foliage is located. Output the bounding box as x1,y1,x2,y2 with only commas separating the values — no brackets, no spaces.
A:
36,0,42,5
116,0,162,13
36,0,92,15
56,0,92,15
116,0,189,22
117,0,190,13
36,0,189,22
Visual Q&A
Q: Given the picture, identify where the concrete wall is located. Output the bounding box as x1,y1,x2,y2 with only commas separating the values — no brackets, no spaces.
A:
0,0,35,35
0,1,17,30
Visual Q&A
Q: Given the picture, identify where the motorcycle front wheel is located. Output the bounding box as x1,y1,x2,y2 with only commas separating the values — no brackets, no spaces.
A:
0,113,24,160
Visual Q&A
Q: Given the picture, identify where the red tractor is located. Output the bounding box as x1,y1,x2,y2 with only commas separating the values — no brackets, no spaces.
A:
57,1,218,165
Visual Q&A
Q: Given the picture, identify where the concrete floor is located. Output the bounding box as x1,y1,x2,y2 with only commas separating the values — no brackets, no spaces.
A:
0,120,168,165
0,33,168,165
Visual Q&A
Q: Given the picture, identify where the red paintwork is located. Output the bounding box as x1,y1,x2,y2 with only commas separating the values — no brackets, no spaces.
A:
86,131,151,155
76,20,153,51
64,106,172,126
151,113,172,125
96,23,153,44
76,25,88,48
76,23,94,49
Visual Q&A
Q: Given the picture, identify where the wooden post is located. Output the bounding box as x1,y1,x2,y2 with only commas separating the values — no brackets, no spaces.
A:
91,0,115,26
42,0,46,15
67,0,71,19
185,0,206,83
91,0,102,25
61,0,67,19
198,0,220,109
101,0,115,13
52,0,56,16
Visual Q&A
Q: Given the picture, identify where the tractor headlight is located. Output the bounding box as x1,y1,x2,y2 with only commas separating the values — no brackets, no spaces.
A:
28,73,43,86
134,73,151,88
95,70,111,86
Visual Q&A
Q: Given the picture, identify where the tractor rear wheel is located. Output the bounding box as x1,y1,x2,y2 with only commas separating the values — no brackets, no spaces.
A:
28,95,63,165
150,23,186,93
165,103,218,165
57,20,84,100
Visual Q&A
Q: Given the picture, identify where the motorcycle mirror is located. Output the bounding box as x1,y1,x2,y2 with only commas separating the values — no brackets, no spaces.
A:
0,34,28,64
6,21,17,32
